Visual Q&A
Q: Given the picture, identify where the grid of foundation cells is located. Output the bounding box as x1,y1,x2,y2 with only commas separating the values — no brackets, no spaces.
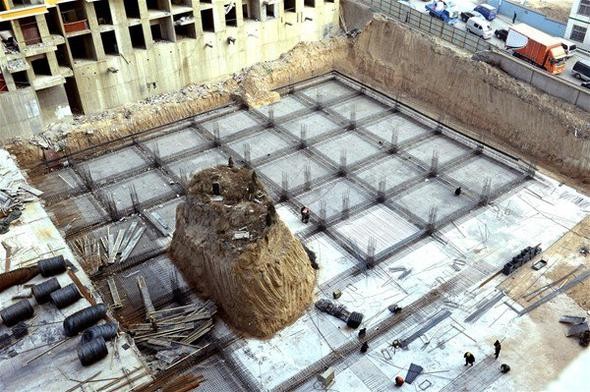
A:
30,75,530,391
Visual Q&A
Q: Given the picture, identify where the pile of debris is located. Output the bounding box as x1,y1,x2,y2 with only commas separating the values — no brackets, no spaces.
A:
130,301,216,370
559,315,590,347
69,222,146,274
0,168,42,234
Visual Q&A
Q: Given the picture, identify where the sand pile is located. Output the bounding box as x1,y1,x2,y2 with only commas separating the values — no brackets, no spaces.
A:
169,165,316,338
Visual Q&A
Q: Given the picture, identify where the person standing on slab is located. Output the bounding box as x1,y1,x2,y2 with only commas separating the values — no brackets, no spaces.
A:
464,352,475,366
494,340,502,359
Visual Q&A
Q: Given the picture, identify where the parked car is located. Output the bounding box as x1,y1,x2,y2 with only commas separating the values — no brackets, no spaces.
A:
494,29,508,41
460,11,476,23
572,60,590,81
561,39,577,59
466,17,493,40
425,2,459,24
474,4,497,21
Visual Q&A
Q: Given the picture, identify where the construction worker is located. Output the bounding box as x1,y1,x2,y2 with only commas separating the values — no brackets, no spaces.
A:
494,340,502,359
454,187,462,196
500,363,511,373
464,352,475,366
300,206,310,224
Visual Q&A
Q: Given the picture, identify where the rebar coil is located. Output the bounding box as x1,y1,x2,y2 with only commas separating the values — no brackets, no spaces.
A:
81,322,118,344
77,336,108,366
38,255,67,277
31,278,61,304
0,300,34,327
50,283,81,309
63,304,107,337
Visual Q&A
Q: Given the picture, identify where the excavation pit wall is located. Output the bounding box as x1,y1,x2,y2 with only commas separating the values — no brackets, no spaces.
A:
6,12,590,188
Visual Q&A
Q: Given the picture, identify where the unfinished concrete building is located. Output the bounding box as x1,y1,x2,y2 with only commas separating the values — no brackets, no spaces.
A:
0,0,338,138
1,0,590,391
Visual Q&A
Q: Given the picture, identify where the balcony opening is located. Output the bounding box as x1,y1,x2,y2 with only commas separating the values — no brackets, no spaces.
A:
173,12,196,39
201,8,215,32
0,2,6,12
266,3,277,19
45,7,63,36
56,43,72,68
150,17,174,42
31,55,52,76
124,0,141,19
304,0,315,7
129,24,146,49
19,17,41,45
285,0,296,12
60,1,89,34
225,4,238,27
94,0,113,25
0,22,19,54
12,70,30,89
68,34,97,61
171,0,193,6
146,0,169,12
101,31,119,54
0,73,8,93
242,4,250,19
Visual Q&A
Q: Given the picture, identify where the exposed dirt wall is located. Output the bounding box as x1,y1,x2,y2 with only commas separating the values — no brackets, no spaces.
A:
336,16,590,185
5,38,348,170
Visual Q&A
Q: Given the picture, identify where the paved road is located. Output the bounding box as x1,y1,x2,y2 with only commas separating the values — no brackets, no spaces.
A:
400,0,590,89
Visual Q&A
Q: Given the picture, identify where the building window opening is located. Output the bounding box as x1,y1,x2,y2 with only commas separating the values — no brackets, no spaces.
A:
201,8,215,32
225,4,238,27
101,31,119,54
571,25,587,43
68,34,97,60
124,1,141,19
129,24,146,48
94,1,113,25
304,0,316,7
285,0,296,12
31,56,51,76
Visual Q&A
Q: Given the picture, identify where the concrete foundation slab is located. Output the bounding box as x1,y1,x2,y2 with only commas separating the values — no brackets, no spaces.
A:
405,135,471,166
201,110,261,138
314,132,382,166
258,151,331,189
258,95,308,118
167,148,227,178
80,146,149,183
51,193,107,234
304,232,358,285
330,95,388,120
227,129,293,161
145,197,184,235
99,170,176,211
280,112,341,140
298,79,358,102
446,156,522,193
392,179,472,222
333,205,420,255
144,128,209,158
354,155,423,191
296,178,370,220
364,113,431,143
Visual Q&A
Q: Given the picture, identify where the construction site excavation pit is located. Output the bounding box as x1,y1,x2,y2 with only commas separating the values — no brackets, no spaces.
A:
29,73,590,391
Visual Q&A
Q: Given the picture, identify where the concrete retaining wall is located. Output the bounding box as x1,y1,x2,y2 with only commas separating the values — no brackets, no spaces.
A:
480,50,590,112
488,0,566,37
0,89,44,140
